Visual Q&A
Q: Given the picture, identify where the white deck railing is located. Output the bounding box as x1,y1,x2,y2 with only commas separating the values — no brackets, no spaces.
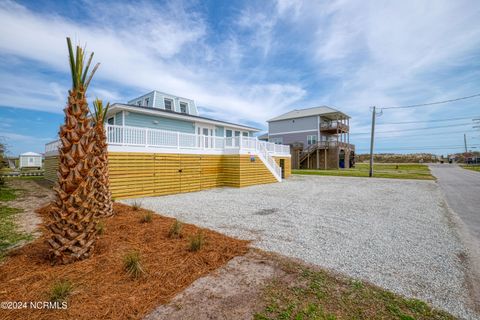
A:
45,125,290,181
105,125,290,155
45,140,61,153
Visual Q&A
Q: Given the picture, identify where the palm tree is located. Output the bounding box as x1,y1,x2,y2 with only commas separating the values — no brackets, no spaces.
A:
91,99,113,218
47,37,100,264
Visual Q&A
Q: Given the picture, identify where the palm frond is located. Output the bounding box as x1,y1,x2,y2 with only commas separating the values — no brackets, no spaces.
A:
84,62,100,90
65,37,99,91
66,38,76,88
81,52,94,85
92,98,111,124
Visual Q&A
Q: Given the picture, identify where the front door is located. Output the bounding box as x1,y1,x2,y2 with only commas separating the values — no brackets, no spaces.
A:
197,125,214,148
202,128,210,148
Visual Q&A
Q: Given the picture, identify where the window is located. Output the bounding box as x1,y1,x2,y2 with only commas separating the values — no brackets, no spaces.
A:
234,131,240,137
180,102,188,113
270,137,283,144
226,129,232,137
137,100,141,106
144,98,149,106
242,132,248,137
107,117,114,125
307,135,317,145
164,98,173,111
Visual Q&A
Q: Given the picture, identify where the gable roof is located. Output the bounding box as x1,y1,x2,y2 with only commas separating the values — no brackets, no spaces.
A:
268,106,349,122
20,152,41,156
108,103,261,132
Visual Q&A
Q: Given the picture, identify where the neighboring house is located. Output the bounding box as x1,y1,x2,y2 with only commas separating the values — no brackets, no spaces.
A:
267,106,355,169
44,91,291,199
19,152,42,169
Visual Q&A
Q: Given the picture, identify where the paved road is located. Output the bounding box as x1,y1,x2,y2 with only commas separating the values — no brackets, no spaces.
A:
429,164,480,242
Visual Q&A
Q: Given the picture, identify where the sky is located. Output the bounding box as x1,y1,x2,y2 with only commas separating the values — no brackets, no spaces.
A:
0,0,479,156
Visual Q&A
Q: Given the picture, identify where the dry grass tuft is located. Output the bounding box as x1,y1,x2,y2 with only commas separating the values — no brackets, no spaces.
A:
168,219,183,239
131,201,142,211
140,211,153,223
95,221,105,235
123,250,145,278
49,280,73,302
189,232,205,252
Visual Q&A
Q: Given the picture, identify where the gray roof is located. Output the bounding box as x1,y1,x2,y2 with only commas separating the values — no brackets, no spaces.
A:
268,106,349,122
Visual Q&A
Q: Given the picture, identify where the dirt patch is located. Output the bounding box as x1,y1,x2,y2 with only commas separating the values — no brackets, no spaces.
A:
0,203,249,320
146,249,285,320
6,179,54,238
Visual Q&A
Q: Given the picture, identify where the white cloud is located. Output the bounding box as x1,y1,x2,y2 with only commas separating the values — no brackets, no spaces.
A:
0,0,306,126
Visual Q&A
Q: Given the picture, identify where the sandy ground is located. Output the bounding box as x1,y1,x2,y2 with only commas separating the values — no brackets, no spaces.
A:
145,249,282,320
6,178,54,239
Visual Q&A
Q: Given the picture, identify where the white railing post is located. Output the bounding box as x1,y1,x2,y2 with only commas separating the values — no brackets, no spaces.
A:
145,128,149,147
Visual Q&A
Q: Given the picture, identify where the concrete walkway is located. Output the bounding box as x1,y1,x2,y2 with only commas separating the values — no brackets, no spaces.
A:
429,164,480,242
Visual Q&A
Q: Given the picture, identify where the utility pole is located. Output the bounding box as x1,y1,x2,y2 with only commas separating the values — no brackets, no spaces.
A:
369,106,376,177
464,133,468,153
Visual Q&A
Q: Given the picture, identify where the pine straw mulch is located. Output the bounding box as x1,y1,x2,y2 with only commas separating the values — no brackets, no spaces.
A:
0,203,250,320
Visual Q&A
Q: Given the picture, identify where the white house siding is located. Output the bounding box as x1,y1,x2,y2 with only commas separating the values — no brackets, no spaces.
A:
19,155,42,168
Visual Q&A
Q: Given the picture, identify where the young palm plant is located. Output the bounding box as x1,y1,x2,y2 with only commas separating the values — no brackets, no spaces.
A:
91,98,113,218
47,37,100,264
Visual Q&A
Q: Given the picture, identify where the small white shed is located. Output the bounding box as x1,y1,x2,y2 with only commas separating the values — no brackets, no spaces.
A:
19,152,43,169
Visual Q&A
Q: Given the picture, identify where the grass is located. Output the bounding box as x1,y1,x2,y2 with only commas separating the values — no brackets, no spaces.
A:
293,163,434,180
123,250,145,279
169,219,183,239
460,164,480,172
189,232,205,252
0,206,32,260
0,184,17,201
255,264,454,320
49,280,73,302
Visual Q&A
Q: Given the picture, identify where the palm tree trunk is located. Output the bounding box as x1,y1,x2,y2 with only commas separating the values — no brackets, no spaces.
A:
47,88,98,264
93,122,113,218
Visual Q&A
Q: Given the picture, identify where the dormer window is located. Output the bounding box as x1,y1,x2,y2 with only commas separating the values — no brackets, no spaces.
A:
164,98,173,111
137,100,141,106
144,98,149,106
180,102,188,113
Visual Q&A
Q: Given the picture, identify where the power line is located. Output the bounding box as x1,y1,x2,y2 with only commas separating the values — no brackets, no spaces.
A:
352,129,478,140
380,93,480,110
355,144,480,151
351,122,473,135
378,115,479,125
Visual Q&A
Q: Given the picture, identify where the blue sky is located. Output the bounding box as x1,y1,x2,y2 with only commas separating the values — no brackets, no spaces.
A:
0,0,479,156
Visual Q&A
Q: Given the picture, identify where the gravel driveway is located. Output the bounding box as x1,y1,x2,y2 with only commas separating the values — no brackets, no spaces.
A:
123,175,478,319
